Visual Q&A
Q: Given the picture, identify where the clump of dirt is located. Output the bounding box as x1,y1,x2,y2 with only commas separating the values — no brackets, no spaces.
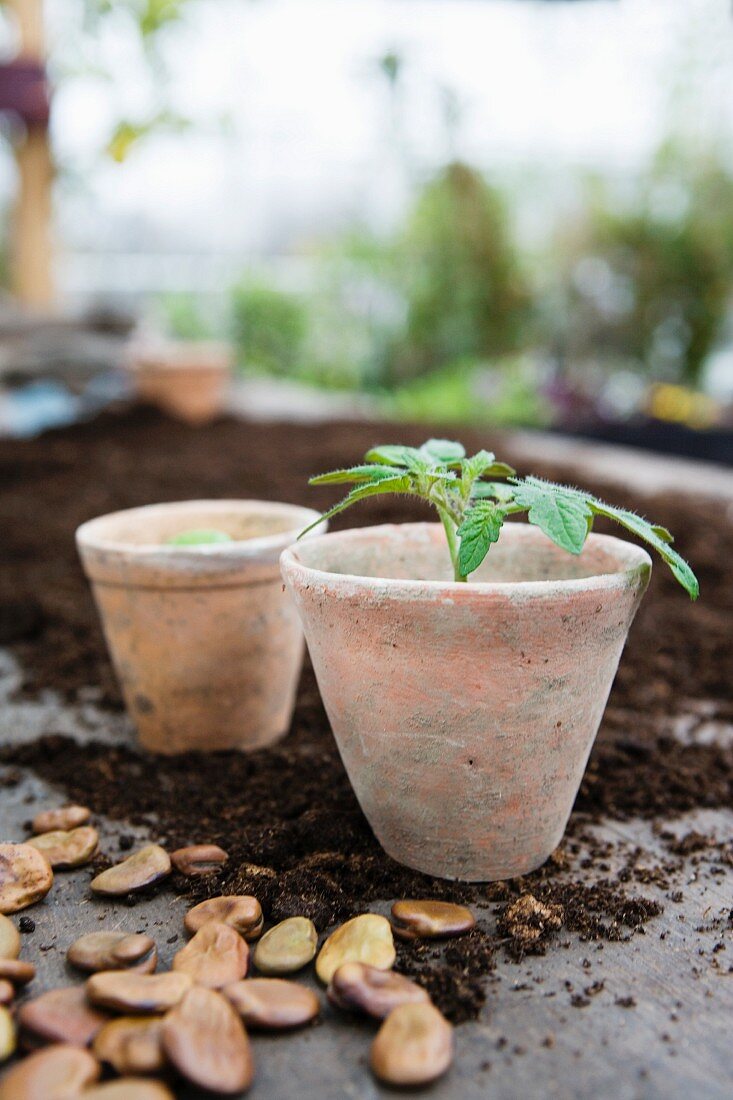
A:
497,894,564,958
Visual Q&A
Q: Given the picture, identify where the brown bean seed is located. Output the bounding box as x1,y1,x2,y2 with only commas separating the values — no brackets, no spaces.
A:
0,914,20,959
172,921,249,988
92,1016,165,1076
0,1043,100,1099
90,845,171,896
0,843,53,914
162,985,253,1095
31,805,91,835
80,1081,174,1100
28,827,99,870
184,895,263,941
370,1003,454,1087
0,980,14,1006
171,845,228,876
223,978,320,1030
327,962,430,1019
0,1005,15,1062
316,914,395,984
0,958,36,985
67,932,157,975
86,971,191,1014
18,985,109,1046
253,916,317,975
391,900,476,940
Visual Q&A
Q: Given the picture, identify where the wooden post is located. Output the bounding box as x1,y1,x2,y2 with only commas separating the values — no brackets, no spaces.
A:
6,0,54,310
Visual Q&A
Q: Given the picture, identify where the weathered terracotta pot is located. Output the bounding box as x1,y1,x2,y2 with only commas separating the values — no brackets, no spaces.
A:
281,522,651,881
128,342,232,425
77,500,323,754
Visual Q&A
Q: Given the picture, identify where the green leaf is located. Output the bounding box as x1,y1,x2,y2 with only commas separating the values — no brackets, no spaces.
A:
299,475,412,538
365,445,424,467
457,502,504,577
472,481,516,503
512,478,592,555
420,438,466,464
589,501,699,600
166,529,233,546
309,465,402,486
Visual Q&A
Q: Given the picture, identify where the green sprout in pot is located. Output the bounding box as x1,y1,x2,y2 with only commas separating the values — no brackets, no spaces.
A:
302,438,699,598
165,529,234,546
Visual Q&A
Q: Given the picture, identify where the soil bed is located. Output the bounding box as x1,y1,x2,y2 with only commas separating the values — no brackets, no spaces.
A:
1,406,731,1023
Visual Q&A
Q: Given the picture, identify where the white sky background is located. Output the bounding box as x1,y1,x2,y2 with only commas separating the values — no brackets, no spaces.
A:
6,0,733,262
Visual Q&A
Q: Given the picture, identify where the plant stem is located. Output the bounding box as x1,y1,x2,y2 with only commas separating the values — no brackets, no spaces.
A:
437,505,465,582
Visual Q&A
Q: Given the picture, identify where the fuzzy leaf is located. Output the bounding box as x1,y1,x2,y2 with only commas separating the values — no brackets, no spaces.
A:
589,501,698,599
420,438,466,464
472,481,516,503
512,477,592,555
299,475,412,537
457,502,504,576
309,465,401,486
365,445,423,468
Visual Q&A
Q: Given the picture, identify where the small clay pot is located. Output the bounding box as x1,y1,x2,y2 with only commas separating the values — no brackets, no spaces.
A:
77,500,323,753
128,342,232,425
281,522,651,881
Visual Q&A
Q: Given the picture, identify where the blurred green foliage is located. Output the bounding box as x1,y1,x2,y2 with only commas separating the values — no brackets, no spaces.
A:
231,281,308,376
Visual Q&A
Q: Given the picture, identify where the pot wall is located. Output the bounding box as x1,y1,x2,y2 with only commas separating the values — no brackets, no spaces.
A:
78,500,322,754
281,523,651,881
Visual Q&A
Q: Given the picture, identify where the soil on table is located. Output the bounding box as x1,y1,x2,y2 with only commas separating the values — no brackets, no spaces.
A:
1,406,731,1023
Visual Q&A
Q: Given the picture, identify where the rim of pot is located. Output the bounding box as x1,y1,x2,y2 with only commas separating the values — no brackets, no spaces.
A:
127,341,233,371
76,499,323,559
280,521,652,598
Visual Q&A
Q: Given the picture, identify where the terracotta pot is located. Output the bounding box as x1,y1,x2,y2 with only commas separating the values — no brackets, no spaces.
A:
281,522,651,881
128,342,232,425
77,500,323,754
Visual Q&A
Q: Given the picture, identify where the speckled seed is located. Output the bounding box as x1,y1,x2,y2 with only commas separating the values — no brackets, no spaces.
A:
0,1043,100,1100
316,914,395,985
0,958,36,985
0,843,54,914
184,895,263,941
172,921,249,989
171,845,228,876
0,980,14,1006
391,900,476,940
67,932,157,975
80,1081,174,1100
90,845,171,896
18,985,109,1046
86,971,191,1015
327,962,430,1020
253,916,317,975
0,914,20,959
162,985,254,1095
223,978,320,1030
31,805,91,835
92,1016,165,1076
370,1003,454,1087
27,827,99,870
0,1005,15,1062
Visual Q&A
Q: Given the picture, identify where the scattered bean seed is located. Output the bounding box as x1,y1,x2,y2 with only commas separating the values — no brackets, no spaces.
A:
0,1043,100,1100
327,962,430,1019
172,921,249,989
391,900,476,940
171,845,228,876
0,914,20,960
67,932,157,975
0,843,53,914
0,1005,15,1062
27,827,99,870
92,1015,165,1076
0,958,35,985
253,916,317,975
316,914,395,984
81,1081,174,1100
86,971,191,1015
184,895,263,941
90,845,171,897
223,978,320,1030
31,805,90,835
370,1003,454,1086
162,985,254,1095
0,980,14,1006
18,985,108,1046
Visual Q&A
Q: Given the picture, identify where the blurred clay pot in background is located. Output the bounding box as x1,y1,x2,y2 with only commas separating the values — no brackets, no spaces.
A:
77,500,323,754
281,522,651,881
128,342,232,425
